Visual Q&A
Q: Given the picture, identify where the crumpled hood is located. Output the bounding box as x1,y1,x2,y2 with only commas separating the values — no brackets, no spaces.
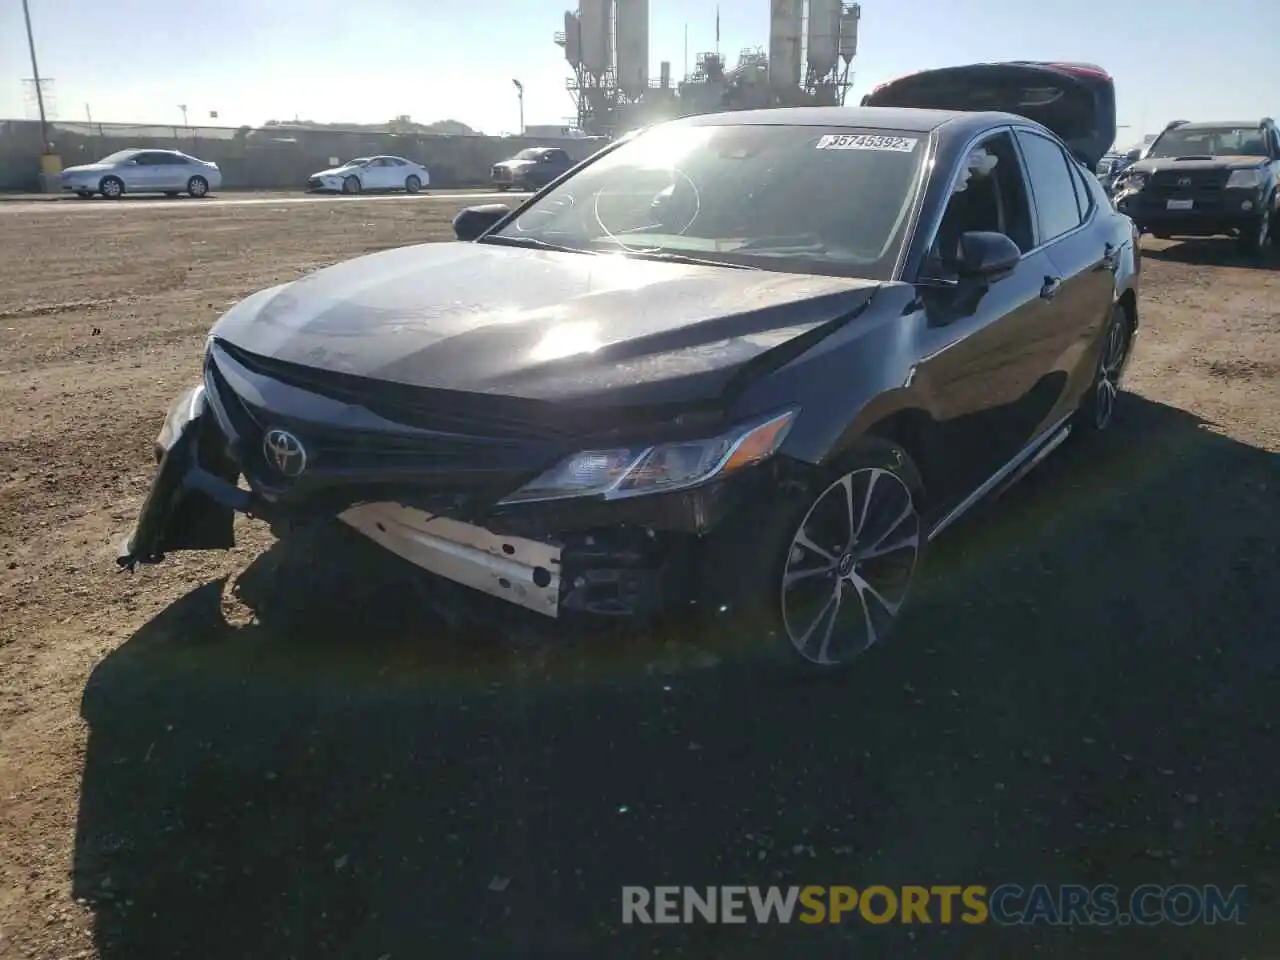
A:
62,163,113,174
1129,155,1269,175
210,241,881,407
311,166,358,178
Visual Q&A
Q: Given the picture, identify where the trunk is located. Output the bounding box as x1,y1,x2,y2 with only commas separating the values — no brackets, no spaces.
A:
863,61,1117,170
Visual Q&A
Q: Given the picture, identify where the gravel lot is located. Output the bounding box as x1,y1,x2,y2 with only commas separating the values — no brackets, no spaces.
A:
0,200,1276,959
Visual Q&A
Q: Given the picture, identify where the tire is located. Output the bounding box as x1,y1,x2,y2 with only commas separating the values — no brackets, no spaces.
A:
1077,303,1133,432
405,175,421,194
342,175,361,195
700,439,926,671
1237,204,1271,256
186,176,209,198
99,176,124,199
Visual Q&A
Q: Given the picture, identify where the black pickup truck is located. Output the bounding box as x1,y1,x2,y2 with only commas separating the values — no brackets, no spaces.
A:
1113,117,1280,254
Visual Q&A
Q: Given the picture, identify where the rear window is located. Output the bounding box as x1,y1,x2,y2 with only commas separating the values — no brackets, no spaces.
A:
488,123,927,281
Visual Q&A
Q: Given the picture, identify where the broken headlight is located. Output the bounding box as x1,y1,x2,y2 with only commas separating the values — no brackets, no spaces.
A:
498,409,797,505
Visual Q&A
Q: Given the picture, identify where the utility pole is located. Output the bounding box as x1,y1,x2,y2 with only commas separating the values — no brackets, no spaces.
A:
178,104,189,127
21,0,50,150
512,79,524,136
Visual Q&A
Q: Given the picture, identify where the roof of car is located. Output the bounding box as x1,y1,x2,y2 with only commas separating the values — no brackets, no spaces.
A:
1175,120,1270,129
685,106,1026,135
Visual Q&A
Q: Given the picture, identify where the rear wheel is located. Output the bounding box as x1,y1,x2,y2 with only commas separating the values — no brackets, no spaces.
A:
404,175,421,194
187,176,209,198
342,175,361,195
701,440,926,671
1078,303,1133,432
99,176,124,199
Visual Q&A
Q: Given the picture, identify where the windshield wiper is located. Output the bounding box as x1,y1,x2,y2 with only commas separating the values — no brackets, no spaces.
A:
596,246,761,270
479,235,591,255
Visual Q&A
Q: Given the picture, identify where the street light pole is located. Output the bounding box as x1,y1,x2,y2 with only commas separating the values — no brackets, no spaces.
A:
178,104,189,127
21,0,50,150
512,79,524,137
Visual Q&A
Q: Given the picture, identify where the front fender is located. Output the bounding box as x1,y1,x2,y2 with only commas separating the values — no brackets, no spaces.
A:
733,283,938,467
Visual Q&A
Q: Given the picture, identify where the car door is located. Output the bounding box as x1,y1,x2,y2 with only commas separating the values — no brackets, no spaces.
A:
364,158,393,189
1013,127,1117,430
156,152,188,190
124,152,165,192
911,128,1070,508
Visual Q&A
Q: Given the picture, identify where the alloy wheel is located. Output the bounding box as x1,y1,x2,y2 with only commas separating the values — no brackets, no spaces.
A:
780,467,921,666
189,177,208,198
1093,312,1131,430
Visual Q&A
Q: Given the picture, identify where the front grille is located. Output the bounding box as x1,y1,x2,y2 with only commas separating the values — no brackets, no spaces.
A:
1150,168,1230,191
205,345,558,481
492,166,510,180
306,178,323,190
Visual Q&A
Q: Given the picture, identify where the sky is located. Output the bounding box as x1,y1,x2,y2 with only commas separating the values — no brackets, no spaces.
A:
1,0,1275,142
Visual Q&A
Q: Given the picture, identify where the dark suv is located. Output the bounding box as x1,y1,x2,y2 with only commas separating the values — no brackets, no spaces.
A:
1114,118,1280,254
490,147,574,192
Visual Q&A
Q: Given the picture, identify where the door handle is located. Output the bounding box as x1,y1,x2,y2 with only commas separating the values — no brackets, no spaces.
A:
1040,276,1062,300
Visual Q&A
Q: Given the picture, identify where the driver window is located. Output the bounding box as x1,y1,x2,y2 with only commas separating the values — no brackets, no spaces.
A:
929,131,1033,271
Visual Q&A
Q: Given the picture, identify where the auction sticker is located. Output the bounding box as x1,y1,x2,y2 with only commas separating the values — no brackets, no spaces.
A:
815,134,919,152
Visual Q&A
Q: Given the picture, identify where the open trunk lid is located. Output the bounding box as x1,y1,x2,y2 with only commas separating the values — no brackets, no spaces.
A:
861,61,1117,169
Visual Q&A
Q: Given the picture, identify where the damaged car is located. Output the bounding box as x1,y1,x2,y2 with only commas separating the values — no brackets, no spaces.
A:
119,60,1139,669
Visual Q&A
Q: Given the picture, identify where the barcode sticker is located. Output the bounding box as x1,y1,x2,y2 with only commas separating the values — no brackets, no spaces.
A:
815,134,919,152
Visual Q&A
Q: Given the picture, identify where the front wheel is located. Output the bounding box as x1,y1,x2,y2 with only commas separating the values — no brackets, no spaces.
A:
701,441,926,671
342,175,361,195
1238,204,1272,256
187,176,209,198
99,176,124,199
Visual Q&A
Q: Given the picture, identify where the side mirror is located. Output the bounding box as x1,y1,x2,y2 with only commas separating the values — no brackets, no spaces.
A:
956,231,1021,280
452,203,511,242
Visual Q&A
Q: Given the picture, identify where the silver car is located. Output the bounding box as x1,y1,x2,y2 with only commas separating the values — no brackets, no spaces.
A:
60,149,223,199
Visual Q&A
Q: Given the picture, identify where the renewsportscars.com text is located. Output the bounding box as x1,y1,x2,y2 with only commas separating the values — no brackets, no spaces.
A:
621,884,1248,926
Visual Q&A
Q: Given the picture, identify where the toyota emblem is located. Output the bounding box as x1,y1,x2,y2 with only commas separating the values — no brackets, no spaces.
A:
263,428,308,478
1177,176,1192,187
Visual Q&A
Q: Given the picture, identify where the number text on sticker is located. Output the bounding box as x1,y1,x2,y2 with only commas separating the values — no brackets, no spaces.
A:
815,134,920,153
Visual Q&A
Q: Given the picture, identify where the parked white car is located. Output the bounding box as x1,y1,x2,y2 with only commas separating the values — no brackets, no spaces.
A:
305,156,430,195
60,149,222,199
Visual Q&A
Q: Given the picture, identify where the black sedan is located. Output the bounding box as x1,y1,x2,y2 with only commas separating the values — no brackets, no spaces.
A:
118,61,1140,670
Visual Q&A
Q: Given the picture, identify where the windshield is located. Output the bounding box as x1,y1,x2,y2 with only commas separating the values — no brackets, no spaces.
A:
98,150,140,164
484,123,926,280
1146,126,1269,158
514,149,544,161
344,157,371,167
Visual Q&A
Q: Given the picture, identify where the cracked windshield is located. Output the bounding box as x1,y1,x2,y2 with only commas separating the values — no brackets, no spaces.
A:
0,0,1274,956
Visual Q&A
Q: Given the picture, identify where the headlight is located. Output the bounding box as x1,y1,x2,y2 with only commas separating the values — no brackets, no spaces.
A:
497,409,798,504
1121,173,1146,192
1226,169,1265,189
156,384,206,452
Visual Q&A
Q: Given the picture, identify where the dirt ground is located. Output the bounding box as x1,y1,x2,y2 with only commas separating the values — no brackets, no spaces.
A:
0,200,1276,959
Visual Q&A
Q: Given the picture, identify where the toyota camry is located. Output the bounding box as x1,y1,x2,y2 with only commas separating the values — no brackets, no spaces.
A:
118,61,1140,669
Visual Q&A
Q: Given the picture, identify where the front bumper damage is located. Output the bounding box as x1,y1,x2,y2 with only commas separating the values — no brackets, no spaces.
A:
117,373,765,619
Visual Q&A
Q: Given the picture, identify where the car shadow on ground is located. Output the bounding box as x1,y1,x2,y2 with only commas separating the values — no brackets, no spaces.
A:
74,395,1278,959
1141,237,1280,269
